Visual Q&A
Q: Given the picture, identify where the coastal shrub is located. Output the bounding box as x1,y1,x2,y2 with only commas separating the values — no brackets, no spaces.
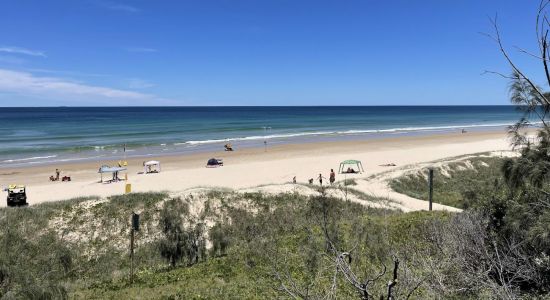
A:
157,198,206,267
390,156,504,209
209,222,230,257
0,211,71,299
3,187,538,299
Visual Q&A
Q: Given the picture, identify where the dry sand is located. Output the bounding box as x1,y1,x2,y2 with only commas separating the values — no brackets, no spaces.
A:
0,130,513,210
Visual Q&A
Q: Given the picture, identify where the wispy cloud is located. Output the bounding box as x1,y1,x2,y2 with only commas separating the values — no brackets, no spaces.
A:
127,78,155,89
0,55,26,64
126,47,157,53
28,68,111,78
0,69,153,101
0,46,46,57
97,1,140,13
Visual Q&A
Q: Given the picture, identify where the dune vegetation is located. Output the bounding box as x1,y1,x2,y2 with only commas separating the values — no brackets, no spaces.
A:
1,147,549,300
389,156,505,209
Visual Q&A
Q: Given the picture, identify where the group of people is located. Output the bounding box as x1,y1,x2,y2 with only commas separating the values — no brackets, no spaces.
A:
49,168,71,182
319,169,336,185
49,169,61,181
300,169,338,186
343,167,358,174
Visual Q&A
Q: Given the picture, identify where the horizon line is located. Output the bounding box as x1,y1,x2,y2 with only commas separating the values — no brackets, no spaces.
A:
0,104,516,108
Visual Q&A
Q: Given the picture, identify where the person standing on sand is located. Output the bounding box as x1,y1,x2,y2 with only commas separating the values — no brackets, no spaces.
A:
318,173,325,186
55,168,60,181
329,169,335,185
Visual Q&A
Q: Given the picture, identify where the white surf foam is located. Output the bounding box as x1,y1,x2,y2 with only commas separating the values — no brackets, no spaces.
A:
2,155,58,163
174,122,515,146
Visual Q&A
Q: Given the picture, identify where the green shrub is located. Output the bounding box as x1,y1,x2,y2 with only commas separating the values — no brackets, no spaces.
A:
390,157,504,209
158,198,206,267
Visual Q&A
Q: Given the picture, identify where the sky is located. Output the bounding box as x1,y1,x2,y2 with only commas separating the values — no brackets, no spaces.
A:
0,0,545,106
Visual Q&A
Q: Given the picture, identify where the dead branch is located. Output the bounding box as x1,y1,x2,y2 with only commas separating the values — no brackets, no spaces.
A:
386,258,399,300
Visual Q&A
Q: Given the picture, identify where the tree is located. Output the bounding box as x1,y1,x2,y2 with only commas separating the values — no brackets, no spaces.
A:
209,222,230,257
485,1,550,148
474,1,550,294
158,198,207,267
274,193,405,300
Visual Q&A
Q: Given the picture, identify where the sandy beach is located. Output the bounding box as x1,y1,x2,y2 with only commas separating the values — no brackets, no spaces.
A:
0,129,514,208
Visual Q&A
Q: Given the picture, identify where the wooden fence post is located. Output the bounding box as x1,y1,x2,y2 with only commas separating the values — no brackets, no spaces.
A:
428,168,433,211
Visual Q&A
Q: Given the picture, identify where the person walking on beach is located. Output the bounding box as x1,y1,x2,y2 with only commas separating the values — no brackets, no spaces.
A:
329,169,335,185
318,173,325,186
55,168,60,181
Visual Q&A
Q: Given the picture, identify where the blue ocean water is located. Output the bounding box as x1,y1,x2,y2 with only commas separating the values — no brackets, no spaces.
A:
0,106,522,167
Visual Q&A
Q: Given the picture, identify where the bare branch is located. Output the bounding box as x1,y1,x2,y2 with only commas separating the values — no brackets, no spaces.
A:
488,15,550,106
513,45,547,61
481,70,516,79
542,30,550,86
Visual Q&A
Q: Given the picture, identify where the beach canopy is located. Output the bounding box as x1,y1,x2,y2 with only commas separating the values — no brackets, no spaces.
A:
144,160,161,173
338,160,364,174
98,165,126,183
98,165,126,173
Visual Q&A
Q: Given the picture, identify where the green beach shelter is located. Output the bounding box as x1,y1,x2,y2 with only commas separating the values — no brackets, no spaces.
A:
338,160,364,174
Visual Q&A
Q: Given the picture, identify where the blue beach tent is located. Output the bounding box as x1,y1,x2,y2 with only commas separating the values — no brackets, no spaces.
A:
98,165,127,183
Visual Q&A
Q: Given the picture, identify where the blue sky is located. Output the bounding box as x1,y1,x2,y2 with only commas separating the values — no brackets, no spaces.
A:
0,0,544,106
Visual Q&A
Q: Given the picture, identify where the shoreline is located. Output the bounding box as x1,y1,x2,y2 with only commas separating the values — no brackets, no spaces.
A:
1,125,511,169
0,129,513,206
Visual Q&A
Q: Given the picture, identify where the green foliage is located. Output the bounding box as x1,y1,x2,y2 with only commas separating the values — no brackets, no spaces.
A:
387,70,550,296
73,256,274,299
7,181,546,299
158,198,206,267
502,131,550,189
77,191,444,299
209,222,230,257
390,156,504,209
0,193,171,298
0,210,72,299
490,140,550,293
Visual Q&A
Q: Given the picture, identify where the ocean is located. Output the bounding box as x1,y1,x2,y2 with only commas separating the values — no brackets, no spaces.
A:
0,106,522,168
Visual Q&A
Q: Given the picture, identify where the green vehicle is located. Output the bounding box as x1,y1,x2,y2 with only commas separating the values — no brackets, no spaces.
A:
6,185,28,207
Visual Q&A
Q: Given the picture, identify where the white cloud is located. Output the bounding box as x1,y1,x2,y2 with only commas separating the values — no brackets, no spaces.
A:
28,68,110,78
127,78,155,89
0,46,46,57
0,69,153,100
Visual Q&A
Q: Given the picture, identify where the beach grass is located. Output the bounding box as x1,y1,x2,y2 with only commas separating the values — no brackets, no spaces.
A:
389,156,504,209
